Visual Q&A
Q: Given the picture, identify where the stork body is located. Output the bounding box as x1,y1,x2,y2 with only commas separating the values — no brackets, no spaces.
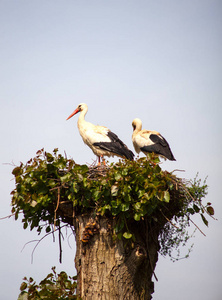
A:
132,118,176,161
67,103,134,163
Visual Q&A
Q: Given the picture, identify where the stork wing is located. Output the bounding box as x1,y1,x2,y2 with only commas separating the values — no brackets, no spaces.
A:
141,133,176,161
149,134,169,147
93,131,134,160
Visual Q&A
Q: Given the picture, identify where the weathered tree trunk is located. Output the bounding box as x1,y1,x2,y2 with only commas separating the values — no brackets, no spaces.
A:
73,214,160,300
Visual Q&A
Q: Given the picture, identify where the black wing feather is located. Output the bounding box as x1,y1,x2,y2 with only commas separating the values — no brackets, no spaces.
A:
93,131,134,160
141,134,176,161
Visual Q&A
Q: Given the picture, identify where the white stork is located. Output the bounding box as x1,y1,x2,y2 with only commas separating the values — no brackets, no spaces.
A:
66,103,134,164
132,118,176,161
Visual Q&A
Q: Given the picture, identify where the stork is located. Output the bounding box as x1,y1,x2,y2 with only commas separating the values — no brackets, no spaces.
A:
132,118,176,161
67,103,134,164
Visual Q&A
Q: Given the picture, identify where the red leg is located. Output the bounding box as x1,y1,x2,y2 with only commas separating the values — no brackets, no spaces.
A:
101,155,106,166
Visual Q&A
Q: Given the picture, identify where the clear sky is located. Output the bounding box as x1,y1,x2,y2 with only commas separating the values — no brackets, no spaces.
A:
0,1,221,299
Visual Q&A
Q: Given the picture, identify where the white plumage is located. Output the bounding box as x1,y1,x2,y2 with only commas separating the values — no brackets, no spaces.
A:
132,118,176,161
67,103,134,164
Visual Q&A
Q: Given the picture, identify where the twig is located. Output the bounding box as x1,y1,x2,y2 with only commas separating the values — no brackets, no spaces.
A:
160,209,179,229
21,225,67,263
0,213,16,220
58,222,62,263
147,246,158,281
189,219,206,236
54,188,60,231
171,169,185,173
2,161,16,166
67,231,75,249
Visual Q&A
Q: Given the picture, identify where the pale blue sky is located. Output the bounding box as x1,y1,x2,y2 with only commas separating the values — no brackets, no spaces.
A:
0,1,221,299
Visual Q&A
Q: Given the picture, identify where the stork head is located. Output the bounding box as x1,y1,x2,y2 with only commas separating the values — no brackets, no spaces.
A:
132,118,142,131
66,103,88,120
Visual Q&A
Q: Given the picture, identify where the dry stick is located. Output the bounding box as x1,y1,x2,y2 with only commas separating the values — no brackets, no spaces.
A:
147,246,158,282
54,188,61,231
160,209,179,229
171,169,185,174
0,213,16,220
30,225,66,264
189,218,206,237
20,225,66,263
58,223,62,263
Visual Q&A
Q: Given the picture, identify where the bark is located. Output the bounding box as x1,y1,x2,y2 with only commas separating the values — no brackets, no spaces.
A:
58,200,161,299
73,214,160,300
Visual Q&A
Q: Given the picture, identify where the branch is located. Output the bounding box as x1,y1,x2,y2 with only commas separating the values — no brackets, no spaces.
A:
189,219,206,237
0,213,16,220
21,225,67,263
54,188,61,231
58,222,62,263
160,209,179,229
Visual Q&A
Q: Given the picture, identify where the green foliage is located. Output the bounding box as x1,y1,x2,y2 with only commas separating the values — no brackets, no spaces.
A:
11,149,213,257
18,267,77,300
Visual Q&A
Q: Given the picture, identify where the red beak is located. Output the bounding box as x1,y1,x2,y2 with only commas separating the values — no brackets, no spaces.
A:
66,108,79,120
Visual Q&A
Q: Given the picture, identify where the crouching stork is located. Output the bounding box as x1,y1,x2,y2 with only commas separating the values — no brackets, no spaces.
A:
132,118,176,161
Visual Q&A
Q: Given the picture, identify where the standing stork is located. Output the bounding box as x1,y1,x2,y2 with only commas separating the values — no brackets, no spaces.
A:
66,103,134,164
132,118,176,161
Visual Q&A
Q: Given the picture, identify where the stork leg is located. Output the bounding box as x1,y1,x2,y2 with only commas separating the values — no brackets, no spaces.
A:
97,155,106,166
101,155,106,166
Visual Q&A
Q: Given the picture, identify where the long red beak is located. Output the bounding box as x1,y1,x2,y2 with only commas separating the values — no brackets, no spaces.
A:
66,108,79,120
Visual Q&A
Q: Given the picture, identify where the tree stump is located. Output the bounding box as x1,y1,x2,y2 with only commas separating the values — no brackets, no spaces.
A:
73,214,160,300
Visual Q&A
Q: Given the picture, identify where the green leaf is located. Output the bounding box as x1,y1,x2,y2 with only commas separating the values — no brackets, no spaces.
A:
187,208,195,215
163,190,170,203
193,204,200,213
123,231,132,239
53,148,59,154
77,173,83,182
60,173,72,183
46,226,51,233
138,190,144,198
23,222,28,230
114,173,122,181
111,185,118,196
121,202,130,212
20,282,27,291
12,166,22,176
201,213,208,226
111,200,118,208
207,206,214,216
93,190,100,201
114,219,124,233
134,213,141,221
122,169,128,176
46,152,54,162
73,182,79,193
18,292,28,300
134,202,141,210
